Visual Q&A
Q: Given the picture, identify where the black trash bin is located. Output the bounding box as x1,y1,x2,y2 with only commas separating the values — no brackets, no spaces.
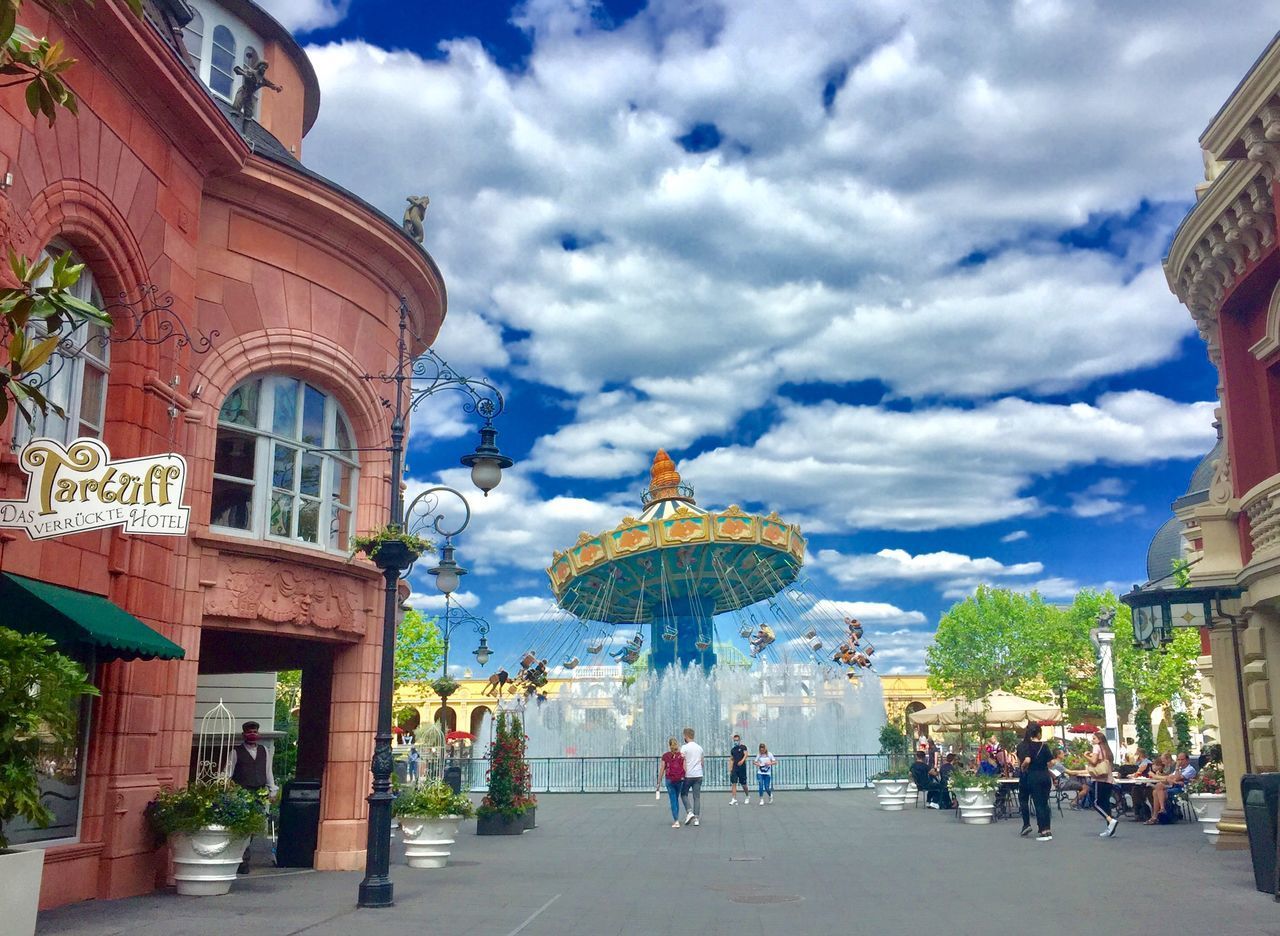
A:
1242,773,1280,893
276,779,322,868
443,764,463,795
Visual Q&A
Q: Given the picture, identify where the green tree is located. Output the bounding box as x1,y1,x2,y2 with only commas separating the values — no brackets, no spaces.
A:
925,585,1058,700
878,722,909,757
0,626,98,847
272,670,300,784
395,608,443,690
0,0,143,426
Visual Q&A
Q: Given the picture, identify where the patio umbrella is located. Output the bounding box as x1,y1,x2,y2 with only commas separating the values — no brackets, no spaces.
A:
909,690,1060,728
445,730,476,742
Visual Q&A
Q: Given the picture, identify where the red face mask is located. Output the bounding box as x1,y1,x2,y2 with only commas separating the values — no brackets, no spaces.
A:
243,731,259,744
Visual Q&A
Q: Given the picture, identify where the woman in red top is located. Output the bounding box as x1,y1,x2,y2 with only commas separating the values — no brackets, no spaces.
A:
657,737,686,828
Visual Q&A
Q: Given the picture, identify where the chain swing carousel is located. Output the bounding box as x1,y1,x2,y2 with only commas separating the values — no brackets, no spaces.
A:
494,451,883,758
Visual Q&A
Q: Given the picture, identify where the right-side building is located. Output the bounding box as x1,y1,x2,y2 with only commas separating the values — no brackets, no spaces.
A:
1164,32,1280,846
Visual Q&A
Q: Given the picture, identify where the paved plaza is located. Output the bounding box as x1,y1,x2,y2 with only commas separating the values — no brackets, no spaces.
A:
36,790,1273,936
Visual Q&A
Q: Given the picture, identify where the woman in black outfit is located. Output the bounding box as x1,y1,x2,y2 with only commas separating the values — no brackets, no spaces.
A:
1016,723,1056,841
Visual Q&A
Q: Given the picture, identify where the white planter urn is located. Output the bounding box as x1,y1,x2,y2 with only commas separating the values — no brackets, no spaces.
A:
874,778,911,811
171,827,249,896
1189,793,1226,835
0,848,44,936
956,788,996,824
401,815,464,868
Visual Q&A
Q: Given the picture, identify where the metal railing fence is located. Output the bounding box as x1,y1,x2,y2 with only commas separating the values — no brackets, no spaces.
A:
400,754,891,793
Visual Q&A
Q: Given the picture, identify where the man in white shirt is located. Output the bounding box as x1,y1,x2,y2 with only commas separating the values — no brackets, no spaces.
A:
224,721,277,873
679,727,704,826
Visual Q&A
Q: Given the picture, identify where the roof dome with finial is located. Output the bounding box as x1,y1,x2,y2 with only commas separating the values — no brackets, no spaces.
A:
638,450,706,521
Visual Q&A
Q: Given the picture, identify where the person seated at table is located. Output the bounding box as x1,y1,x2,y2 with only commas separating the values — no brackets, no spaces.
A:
978,750,1000,776
1148,752,1197,824
909,751,943,809
1131,748,1153,777
938,752,957,808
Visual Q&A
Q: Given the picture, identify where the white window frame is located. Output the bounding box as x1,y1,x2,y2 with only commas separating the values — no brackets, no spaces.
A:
184,1,264,104
211,375,360,554
11,241,109,451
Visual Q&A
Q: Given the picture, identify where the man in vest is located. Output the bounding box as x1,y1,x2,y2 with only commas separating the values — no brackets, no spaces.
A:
225,721,277,873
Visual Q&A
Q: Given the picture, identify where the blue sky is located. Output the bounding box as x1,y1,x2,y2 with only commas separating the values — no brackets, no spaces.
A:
258,0,1270,673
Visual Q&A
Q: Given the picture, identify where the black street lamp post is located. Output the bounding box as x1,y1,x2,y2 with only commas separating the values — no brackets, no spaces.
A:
436,593,493,676
357,301,513,910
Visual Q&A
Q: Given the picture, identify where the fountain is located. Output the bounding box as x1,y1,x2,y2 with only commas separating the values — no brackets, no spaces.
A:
493,451,886,759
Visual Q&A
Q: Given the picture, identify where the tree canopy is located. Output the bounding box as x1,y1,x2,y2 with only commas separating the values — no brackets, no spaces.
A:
926,585,1202,727
395,608,444,690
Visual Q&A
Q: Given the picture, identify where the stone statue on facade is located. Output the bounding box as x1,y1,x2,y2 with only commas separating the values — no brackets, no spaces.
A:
232,47,282,121
403,195,430,242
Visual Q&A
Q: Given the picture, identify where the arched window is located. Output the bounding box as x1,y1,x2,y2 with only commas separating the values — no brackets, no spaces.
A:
12,243,109,448
210,24,236,98
212,376,359,551
183,7,204,70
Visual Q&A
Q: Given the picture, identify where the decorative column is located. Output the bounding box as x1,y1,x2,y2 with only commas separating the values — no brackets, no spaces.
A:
1092,610,1120,757
1208,617,1250,847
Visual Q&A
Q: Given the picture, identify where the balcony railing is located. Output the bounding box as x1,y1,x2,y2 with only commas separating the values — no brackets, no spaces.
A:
1242,474,1280,560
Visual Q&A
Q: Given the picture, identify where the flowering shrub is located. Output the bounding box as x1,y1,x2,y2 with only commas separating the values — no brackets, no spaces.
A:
948,768,998,792
479,712,533,819
1187,763,1225,795
146,782,268,839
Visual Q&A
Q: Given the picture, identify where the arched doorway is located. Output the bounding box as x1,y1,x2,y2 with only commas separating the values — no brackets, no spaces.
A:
436,705,457,733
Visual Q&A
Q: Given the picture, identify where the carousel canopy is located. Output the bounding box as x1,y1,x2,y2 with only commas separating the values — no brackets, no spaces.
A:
545,451,806,623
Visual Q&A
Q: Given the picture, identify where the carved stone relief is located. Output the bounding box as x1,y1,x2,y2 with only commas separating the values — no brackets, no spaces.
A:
204,556,365,636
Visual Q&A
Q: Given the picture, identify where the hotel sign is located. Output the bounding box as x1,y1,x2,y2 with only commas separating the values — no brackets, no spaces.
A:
0,438,190,539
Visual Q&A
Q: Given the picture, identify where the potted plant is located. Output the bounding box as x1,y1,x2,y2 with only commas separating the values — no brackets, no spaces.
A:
1,627,98,934
1187,763,1226,835
870,766,912,811
393,780,475,868
477,712,527,835
950,769,998,824
146,782,268,895
350,525,434,569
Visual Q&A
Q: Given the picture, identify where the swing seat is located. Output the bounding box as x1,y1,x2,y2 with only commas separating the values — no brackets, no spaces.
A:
738,624,753,638
563,657,579,670
803,627,817,640
695,640,710,651
808,637,823,651
662,626,678,641
520,652,536,668
587,640,604,654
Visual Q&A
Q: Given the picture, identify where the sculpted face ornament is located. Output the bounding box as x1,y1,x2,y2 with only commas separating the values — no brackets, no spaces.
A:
0,437,190,538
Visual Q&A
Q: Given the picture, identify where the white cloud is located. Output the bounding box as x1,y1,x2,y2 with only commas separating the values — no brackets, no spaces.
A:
684,391,1215,531
1000,530,1029,543
495,595,560,623
255,0,349,32
402,468,628,575
866,627,935,675
1069,478,1136,519
800,598,927,628
404,590,480,611
815,547,1043,587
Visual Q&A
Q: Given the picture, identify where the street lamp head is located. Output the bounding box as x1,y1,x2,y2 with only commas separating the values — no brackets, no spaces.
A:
428,541,468,596
460,423,514,496
473,635,492,667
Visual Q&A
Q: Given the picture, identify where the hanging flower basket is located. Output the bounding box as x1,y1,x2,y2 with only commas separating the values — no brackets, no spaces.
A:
431,676,461,701
351,526,435,570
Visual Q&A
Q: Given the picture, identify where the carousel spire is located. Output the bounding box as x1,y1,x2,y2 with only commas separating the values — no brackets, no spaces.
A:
646,449,693,504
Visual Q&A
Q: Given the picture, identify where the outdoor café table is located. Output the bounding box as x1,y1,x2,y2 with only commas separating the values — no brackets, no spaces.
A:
1115,777,1157,820
994,777,1022,821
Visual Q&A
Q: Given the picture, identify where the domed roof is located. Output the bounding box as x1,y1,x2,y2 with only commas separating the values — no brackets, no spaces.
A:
1145,516,1184,585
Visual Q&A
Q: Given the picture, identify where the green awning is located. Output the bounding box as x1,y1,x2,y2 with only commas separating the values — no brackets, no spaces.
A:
1,572,185,661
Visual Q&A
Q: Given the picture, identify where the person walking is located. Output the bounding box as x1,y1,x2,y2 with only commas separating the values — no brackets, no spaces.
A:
407,745,420,787
1016,722,1057,842
679,727,704,826
657,737,686,828
728,733,749,805
755,743,777,805
1082,731,1119,838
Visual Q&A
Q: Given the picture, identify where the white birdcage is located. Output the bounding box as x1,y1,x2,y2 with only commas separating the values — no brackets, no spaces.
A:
195,699,237,788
